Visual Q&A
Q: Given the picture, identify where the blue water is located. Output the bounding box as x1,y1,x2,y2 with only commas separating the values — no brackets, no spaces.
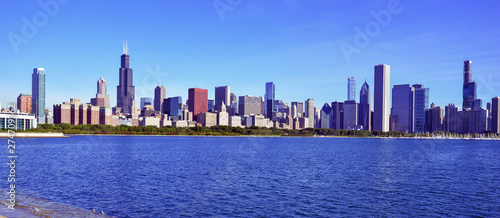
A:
2,136,500,217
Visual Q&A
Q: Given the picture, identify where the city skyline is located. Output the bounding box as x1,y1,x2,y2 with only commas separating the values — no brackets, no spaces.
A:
1,1,499,109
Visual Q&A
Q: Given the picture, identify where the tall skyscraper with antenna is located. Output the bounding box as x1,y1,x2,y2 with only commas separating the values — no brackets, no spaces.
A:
347,76,356,101
117,41,136,114
462,60,480,110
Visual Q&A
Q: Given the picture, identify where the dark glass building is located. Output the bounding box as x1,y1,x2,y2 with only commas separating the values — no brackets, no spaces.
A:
462,60,479,110
358,81,371,131
32,68,45,124
163,96,183,121
215,86,230,112
154,85,166,112
413,84,429,133
117,42,135,114
265,82,275,119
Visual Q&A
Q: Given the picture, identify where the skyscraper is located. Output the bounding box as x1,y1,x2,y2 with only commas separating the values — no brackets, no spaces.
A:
117,41,135,114
163,96,183,121
305,98,314,128
412,84,429,133
426,103,444,133
230,92,238,115
358,81,371,131
215,86,231,112
343,100,358,130
238,95,262,116
374,64,390,132
347,76,356,101
320,103,332,129
492,97,500,134
32,68,45,123
265,82,275,119
154,85,166,112
140,97,152,109
331,101,344,129
391,84,415,133
91,78,110,108
188,88,208,120
444,104,460,133
207,99,214,112
17,94,32,114
462,60,479,110
291,102,304,118
487,102,492,132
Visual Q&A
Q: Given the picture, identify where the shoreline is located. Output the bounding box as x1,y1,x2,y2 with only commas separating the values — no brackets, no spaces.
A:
0,203,40,217
64,134,500,140
1,132,497,140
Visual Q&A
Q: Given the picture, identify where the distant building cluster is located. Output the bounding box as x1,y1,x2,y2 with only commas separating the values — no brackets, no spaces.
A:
2,42,499,134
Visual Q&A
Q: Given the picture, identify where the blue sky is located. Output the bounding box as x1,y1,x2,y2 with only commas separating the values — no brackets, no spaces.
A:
1,0,499,110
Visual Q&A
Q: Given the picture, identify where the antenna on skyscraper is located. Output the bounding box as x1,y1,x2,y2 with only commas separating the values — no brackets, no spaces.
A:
122,40,125,54
125,40,128,55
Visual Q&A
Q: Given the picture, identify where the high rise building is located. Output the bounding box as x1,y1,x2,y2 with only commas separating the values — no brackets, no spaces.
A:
116,41,135,114
215,86,231,112
358,81,371,131
462,60,479,110
163,97,183,121
331,101,344,129
343,100,358,130
426,103,444,132
391,84,415,133
444,104,460,133
140,97,152,109
230,93,237,104
305,98,314,128
207,99,214,112
217,103,229,126
238,95,262,116
274,100,286,117
374,64,390,132
265,82,275,119
347,76,356,101
492,97,500,134
91,78,110,108
320,103,332,129
78,104,87,125
53,103,70,124
154,85,166,112
291,102,304,118
87,105,100,124
100,107,112,125
487,102,492,132
17,94,32,114
412,84,429,133
32,68,46,124
188,88,208,120
69,98,81,125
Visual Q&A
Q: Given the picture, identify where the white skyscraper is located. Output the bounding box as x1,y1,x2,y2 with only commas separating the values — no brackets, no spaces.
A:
305,98,314,128
374,64,390,132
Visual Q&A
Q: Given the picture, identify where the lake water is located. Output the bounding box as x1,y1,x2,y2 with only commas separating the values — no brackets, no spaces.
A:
1,136,499,217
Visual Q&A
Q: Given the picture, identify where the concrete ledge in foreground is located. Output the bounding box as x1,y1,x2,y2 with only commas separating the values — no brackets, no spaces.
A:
0,132,68,138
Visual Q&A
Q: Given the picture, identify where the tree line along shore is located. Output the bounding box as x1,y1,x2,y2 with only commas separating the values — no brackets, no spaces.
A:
1,124,498,139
